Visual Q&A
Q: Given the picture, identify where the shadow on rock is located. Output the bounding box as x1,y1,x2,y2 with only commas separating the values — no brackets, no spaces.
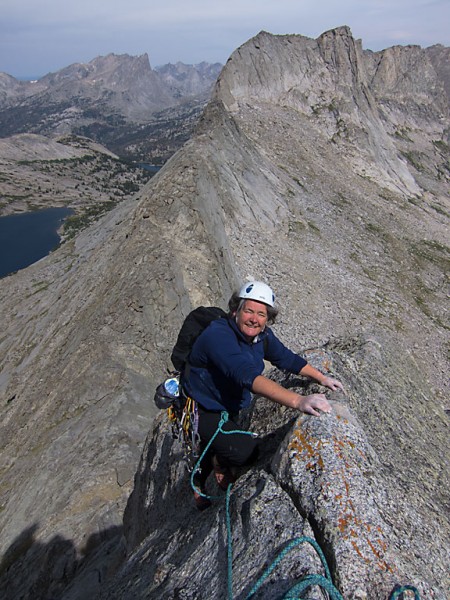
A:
0,522,125,600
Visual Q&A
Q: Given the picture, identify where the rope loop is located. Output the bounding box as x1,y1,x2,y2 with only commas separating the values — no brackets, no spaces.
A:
388,584,421,599
189,410,254,500
244,536,343,600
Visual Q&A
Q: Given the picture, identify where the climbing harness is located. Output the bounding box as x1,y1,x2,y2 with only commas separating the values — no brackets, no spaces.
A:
189,410,256,501
189,410,422,600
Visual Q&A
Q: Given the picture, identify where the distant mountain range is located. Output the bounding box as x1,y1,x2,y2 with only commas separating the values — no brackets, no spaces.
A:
0,54,223,162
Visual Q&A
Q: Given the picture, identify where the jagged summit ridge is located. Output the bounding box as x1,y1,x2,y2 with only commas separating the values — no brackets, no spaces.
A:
214,26,449,197
0,54,223,165
40,53,154,83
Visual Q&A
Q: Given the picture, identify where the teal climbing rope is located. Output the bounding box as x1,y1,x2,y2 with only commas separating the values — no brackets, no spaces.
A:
243,536,343,600
190,410,255,599
388,585,420,599
189,410,255,501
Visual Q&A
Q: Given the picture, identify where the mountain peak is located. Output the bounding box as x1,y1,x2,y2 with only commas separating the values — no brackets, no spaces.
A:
0,55,222,125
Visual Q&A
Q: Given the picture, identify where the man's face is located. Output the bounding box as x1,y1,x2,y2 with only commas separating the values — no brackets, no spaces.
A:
235,299,268,340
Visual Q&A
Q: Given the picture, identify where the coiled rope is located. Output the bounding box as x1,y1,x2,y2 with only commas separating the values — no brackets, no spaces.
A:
189,410,420,600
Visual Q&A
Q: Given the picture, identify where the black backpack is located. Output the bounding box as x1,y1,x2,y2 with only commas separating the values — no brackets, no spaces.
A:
170,306,227,372
153,306,227,411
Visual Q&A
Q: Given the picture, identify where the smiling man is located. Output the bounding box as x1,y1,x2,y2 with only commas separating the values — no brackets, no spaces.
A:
182,281,344,510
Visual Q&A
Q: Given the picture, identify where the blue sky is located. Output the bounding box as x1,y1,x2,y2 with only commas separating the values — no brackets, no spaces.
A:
1,0,449,78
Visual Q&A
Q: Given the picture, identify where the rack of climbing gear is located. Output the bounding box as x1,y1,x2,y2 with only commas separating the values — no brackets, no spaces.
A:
168,392,201,472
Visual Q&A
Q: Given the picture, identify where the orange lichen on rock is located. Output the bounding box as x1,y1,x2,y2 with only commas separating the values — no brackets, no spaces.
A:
288,427,322,462
287,417,395,575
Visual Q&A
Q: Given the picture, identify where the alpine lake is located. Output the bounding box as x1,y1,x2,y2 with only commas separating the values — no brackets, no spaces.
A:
0,207,73,279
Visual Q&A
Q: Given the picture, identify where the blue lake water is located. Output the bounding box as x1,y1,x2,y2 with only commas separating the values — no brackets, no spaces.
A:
0,207,73,278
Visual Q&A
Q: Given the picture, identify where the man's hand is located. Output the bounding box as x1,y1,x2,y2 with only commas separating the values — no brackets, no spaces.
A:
298,393,332,416
320,376,345,392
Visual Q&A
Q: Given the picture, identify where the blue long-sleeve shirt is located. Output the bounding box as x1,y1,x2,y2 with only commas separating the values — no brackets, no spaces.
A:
182,316,307,412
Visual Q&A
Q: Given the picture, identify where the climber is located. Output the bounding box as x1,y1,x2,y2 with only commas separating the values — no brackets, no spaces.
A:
182,281,344,510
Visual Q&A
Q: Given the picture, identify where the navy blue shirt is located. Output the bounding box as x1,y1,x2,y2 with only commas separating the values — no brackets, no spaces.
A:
183,317,307,412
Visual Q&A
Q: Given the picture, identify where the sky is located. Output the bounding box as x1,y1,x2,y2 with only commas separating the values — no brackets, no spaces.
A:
1,0,449,79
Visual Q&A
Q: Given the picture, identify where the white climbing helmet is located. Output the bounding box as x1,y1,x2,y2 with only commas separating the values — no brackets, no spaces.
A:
238,281,275,307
